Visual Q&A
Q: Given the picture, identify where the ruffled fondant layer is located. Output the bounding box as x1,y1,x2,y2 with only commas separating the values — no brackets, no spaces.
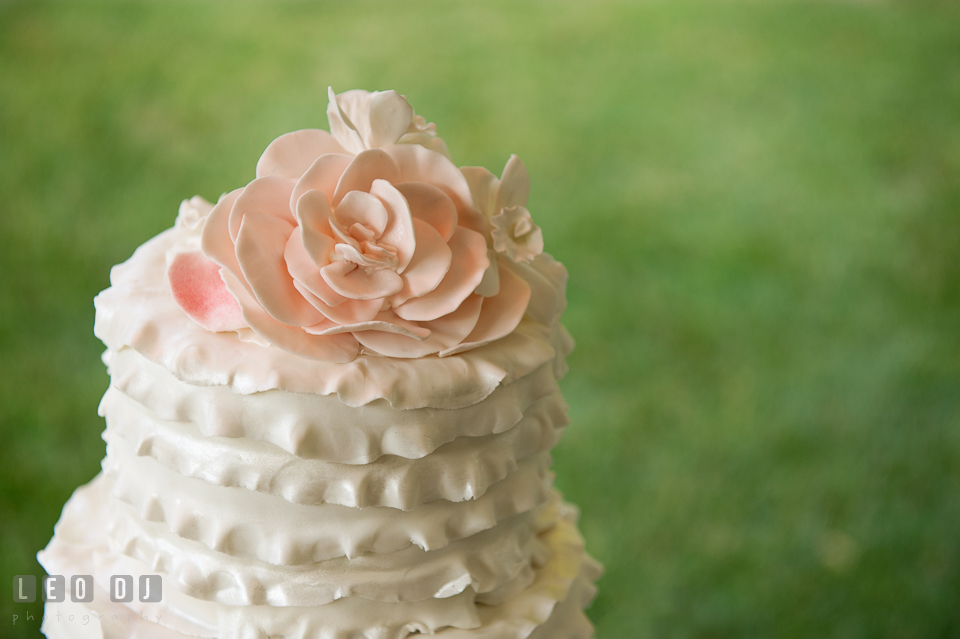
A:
100,378,566,509
39,475,599,639
106,347,564,464
106,445,556,564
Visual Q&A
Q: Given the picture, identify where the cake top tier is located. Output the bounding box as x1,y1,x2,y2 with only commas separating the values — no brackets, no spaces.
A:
94,89,571,407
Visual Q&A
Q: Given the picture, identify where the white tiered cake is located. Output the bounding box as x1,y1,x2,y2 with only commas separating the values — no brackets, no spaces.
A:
39,88,601,639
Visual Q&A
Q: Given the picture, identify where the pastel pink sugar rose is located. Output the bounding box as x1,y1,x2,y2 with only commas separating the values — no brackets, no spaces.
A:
168,88,531,362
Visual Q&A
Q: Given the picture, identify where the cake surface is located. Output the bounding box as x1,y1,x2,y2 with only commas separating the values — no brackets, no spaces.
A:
38,88,601,639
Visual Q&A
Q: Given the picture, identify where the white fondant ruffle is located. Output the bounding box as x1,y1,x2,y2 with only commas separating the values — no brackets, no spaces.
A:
102,389,562,509
104,347,564,464
107,450,557,565
105,494,553,607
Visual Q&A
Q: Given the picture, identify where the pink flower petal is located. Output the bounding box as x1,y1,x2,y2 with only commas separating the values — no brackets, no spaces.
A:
392,218,452,306
352,332,434,358
334,190,389,237
284,228,344,307
473,249,501,297
354,295,481,358
394,181,457,242
421,293,483,349
440,261,531,356
167,251,246,332
200,188,245,286
393,226,488,322
371,179,415,272
236,212,324,327
221,269,359,362
385,144,473,212
295,281,382,325
320,261,404,301
460,166,499,218
306,311,430,340
295,189,336,267
228,176,296,242
331,149,401,206
289,153,353,213
495,154,530,210
256,129,347,180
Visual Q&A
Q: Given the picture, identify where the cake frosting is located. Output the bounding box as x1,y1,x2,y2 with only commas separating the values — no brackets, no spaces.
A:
38,88,601,639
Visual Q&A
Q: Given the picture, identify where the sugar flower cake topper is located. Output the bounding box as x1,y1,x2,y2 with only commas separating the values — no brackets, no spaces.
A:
167,88,546,362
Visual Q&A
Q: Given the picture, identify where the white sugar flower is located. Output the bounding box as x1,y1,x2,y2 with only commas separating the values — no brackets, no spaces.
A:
491,205,543,263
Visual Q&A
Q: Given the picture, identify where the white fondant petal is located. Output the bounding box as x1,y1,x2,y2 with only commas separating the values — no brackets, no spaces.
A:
495,154,530,211
367,90,415,149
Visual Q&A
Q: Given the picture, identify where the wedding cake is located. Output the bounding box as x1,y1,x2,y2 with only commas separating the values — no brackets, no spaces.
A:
38,88,602,639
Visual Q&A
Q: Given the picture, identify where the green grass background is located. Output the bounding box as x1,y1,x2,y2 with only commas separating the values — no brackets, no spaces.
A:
2,1,959,637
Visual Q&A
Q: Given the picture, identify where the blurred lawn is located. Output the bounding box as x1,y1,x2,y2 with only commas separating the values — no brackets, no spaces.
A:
2,0,960,637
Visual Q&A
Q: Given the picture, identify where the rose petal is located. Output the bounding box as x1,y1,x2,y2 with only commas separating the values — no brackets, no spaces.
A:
295,190,336,267
229,176,296,242
397,131,451,159
460,166,500,219
320,260,404,301
511,252,568,326
306,311,430,340
352,332,434,358
393,226,488,322
394,181,457,242
294,281,382,325
327,87,368,155
440,261,531,356
284,228,344,307
256,129,348,180
354,294,481,358
385,144,473,213
421,293,483,349
495,154,530,210
167,251,246,332
200,188,244,285
371,179,415,272
392,218,452,306
367,90,415,149
473,249,501,297
221,269,359,362
290,153,353,213
334,190,389,237
332,149,401,206
236,212,324,327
